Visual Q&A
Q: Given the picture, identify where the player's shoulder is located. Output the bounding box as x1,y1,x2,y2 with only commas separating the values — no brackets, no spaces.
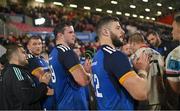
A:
2,64,24,81
101,45,126,59
101,45,116,54
166,46,180,62
27,53,41,62
169,46,180,59
56,44,71,53
27,53,34,59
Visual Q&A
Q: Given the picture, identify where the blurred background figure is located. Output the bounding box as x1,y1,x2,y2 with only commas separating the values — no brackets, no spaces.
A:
121,42,132,57
26,36,53,109
146,31,179,59
128,33,164,110
26,36,50,80
165,12,180,110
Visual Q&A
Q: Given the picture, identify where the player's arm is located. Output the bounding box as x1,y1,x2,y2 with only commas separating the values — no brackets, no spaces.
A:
69,64,91,86
59,47,91,86
31,67,45,78
120,71,148,100
107,51,149,100
28,57,45,78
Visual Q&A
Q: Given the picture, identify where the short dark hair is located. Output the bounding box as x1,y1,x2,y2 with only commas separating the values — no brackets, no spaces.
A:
96,16,119,36
53,20,72,38
146,31,159,38
6,44,23,61
27,36,42,44
174,12,180,24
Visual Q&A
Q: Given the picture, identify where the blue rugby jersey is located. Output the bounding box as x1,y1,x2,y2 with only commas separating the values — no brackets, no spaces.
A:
92,45,135,110
48,44,88,110
27,54,54,109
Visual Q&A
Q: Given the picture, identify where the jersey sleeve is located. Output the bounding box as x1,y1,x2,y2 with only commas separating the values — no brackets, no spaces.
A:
58,47,80,70
28,57,45,71
28,57,47,78
105,51,135,84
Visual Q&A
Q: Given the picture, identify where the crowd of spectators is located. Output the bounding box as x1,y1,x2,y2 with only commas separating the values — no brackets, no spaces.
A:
0,3,174,39
0,3,178,62
0,3,176,56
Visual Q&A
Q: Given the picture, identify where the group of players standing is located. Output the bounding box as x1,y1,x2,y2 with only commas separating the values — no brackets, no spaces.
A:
1,12,180,110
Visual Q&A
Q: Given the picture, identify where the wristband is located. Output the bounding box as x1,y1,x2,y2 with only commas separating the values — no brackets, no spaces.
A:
138,70,148,78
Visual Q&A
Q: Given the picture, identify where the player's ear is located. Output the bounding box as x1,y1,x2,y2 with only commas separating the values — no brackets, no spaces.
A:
102,27,110,36
56,32,65,41
26,39,31,49
57,32,63,38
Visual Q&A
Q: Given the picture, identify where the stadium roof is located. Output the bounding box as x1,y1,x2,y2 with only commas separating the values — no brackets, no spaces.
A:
51,0,180,20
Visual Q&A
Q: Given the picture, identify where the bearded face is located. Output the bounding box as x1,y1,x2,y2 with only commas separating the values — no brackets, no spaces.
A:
17,47,28,66
110,31,123,47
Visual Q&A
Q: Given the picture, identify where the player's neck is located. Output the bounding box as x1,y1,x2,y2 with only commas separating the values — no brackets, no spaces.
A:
31,53,40,57
9,60,20,66
56,40,68,47
99,36,115,49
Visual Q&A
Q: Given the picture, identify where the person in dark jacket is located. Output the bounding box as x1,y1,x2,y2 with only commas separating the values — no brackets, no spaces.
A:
1,44,53,110
146,31,178,59
0,53,8,110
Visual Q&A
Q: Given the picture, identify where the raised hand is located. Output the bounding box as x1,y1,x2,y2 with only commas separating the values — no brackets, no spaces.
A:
133,52,150,72
83,58,92,73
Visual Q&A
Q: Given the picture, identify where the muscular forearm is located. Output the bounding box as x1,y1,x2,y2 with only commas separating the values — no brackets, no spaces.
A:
123,74,148,101
135,77,148,100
